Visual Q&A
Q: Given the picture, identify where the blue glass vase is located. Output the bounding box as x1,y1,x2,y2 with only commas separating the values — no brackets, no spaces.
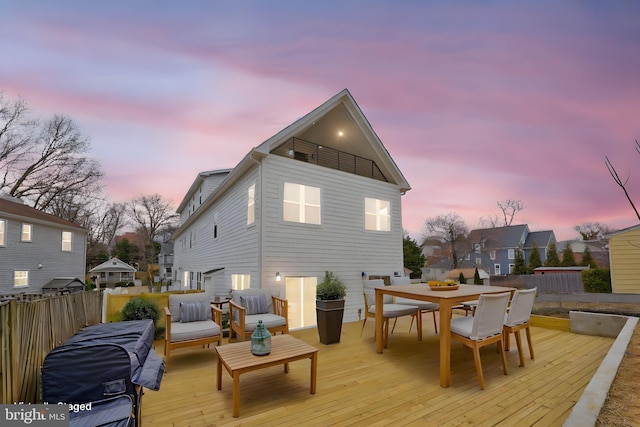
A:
251,320,271,356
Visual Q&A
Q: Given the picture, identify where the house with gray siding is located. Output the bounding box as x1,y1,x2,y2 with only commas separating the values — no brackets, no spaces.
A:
467,224,556,275
172,89,410,328
0,195,87,294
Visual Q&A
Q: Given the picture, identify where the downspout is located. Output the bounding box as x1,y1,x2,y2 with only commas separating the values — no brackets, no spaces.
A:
249,151,263,289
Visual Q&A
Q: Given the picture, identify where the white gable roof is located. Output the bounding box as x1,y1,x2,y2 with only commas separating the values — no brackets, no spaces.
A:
89,257,137,273
174,89,410,237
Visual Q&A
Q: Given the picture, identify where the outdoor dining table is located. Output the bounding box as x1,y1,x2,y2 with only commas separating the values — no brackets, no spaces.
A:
374,283,516,388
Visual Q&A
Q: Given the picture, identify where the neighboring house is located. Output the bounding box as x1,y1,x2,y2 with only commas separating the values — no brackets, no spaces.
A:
172,89,410,327
467,224,556,275
0,194,87,294
607,224,640,294
89,257,138,288
157,239,174,285
556,239,610,268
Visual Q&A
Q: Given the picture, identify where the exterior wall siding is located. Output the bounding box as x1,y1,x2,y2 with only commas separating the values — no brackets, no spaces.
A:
260,155,404,323
173,168,260,298
609,227,640,294
0,216,86,293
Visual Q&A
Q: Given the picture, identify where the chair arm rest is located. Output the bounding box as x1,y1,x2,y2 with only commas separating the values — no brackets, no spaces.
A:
228,299,246,329
164,306,171,318
211,304,223,325
272,295,288,318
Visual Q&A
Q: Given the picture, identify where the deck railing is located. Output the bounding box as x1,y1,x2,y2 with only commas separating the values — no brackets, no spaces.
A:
0,291,103,404
271,137,388,182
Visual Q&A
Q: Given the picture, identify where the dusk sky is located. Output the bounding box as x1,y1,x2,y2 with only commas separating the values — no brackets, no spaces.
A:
2,1,639,242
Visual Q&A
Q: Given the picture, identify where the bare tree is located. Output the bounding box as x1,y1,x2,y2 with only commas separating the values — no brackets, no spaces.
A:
605,141,640,221
1,93,104,219
127,194,177,245
423,212,468,268
497,199,524,226
573,222,614,240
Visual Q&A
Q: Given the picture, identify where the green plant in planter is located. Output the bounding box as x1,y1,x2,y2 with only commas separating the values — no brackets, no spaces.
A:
121,297,165,340
316,271,347,300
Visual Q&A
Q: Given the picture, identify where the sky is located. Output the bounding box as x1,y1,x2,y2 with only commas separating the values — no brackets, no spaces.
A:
2,1,640,242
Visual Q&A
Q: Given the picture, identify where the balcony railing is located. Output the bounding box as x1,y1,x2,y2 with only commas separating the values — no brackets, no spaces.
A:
271,137,388,182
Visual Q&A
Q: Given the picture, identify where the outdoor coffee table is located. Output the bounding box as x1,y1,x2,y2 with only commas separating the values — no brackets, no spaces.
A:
215,334,318,417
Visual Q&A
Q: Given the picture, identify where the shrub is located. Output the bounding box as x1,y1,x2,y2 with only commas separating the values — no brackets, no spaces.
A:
115,281,135,287
316,271,347,300
458,272,466,284
581,268,612,293
121,297,164,339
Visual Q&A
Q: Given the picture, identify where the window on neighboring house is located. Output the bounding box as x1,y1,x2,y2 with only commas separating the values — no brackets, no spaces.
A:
364,198,390,231
62,231,73,251
490,250,496,260
283,182,321,224
14,270,29,287
474,244,481,253
494,264,501,275
247,184,255,225
508,264,515,274
0,219,5,246
508,249,515,259
231,274,250,290
21,223,32,242
475,257,482,265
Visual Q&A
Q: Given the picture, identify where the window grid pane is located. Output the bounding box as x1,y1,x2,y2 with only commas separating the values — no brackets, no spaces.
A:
14,271,28,287
22,224,32,242
62,231,72,251
0,220,5,246
365,198,390,231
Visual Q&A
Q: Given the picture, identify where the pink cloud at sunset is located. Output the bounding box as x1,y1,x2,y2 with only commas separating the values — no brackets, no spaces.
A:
1,1,639,242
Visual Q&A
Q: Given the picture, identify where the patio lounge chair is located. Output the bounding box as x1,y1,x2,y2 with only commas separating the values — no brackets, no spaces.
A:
228,288,288,342
450,292,510,389
361,279,421,347
164,293,223,372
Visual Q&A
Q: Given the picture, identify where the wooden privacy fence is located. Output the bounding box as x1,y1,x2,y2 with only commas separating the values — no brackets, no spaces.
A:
0,291,103,404
490,273,584,294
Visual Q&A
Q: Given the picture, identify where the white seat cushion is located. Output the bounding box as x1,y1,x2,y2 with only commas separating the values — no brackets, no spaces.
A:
395,297,439,311
450,316,474,337
368,303,418,318
243,313,287,332
170,320,221,342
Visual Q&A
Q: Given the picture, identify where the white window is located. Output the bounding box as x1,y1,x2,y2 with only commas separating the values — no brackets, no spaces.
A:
285,276,318,329
475,257,482,265
0,219,5,246
22,223,32,242
365,198,390,231
283,183,321,225
62,231,73,251
247,184,255,225
474,244,481,253
508,249,515,260
509,264,515,274
14,271,29,287
494,264,501,275
490,250,496,260
232,274,250,290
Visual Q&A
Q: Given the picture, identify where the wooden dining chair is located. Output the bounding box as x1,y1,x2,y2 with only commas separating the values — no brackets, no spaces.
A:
450,292,510,389
360,279,421,347
503,287,537,367
390,277,439,333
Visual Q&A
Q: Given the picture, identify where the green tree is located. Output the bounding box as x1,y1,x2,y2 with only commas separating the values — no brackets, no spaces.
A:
580,246,599,268
528,241,542,273
560,243,577,266
113,237,140,265
473,267,482,284
458,272,466,284
513,248,527,274
544,241,561,267
403,235,426,279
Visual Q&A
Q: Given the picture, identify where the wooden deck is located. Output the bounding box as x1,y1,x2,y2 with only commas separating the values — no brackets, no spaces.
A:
143,316,613,426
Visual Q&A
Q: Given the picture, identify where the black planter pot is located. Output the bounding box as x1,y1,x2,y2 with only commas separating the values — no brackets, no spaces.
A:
316,299,345,344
